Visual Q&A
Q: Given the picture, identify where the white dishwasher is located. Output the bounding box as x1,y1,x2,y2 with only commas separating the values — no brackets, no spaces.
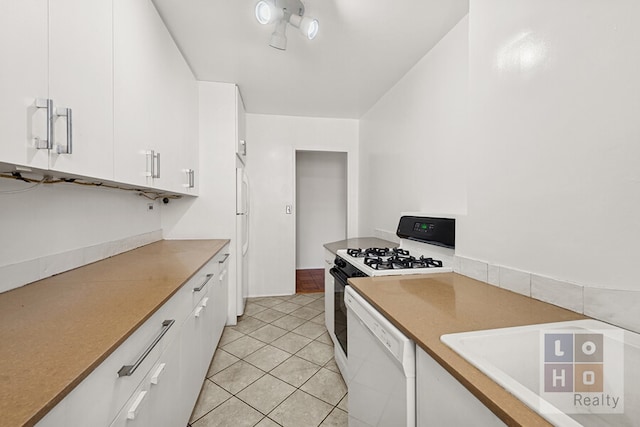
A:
345,286,416,427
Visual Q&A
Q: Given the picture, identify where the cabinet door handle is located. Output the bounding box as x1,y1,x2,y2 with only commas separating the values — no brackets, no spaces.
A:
150,363,166,385
146,150,154,177
154,151,161,178
117,319,174,377
201,297,209,307
194,306,204,318
193,273,214,292
127,390,147,420
56,107,72,154
219,269,227,282
35,98,54,150
218,253,230,264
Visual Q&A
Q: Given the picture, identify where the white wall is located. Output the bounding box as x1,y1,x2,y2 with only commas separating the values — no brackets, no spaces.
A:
456,0,640,332
358,1,640,332
0,179,162,293
247,114,358,297
358,16,469,237
296,151,347,269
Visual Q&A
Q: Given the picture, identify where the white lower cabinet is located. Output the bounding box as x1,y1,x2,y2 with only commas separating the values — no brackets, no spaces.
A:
416,347,505,426
35,244,230,427
110,340,181,427
324,249,335,342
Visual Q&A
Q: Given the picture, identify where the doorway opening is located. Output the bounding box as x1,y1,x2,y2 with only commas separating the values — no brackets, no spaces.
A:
295,150,348,293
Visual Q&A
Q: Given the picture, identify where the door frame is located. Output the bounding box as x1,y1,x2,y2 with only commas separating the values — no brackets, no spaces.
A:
292,148,354,290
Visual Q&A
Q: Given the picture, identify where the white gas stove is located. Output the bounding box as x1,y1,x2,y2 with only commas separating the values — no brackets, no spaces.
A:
336,216,455,277
330,216,456,383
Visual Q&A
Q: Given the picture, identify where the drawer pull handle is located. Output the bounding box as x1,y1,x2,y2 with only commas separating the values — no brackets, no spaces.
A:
127,390,147,420
150,363,166,385
118,319,174,377
193,273,214,292
218,253,230,264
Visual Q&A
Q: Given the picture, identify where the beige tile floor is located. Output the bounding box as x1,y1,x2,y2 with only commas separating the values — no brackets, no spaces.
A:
188,293,348,427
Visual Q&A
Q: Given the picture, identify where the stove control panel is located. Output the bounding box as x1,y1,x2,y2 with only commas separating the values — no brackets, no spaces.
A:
397,215,455,249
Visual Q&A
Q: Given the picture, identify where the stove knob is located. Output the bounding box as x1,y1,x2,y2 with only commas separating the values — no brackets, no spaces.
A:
335,258,346,268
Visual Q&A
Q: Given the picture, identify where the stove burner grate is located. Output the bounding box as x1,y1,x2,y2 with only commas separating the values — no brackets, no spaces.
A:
363,255,443,270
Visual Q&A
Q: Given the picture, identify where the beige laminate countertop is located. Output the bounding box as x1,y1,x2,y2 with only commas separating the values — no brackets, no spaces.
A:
348,273,586,427
0,239,229,427
323,237,398,254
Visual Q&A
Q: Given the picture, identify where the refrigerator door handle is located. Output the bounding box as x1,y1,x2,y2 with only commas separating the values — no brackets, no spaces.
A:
242,171,250,256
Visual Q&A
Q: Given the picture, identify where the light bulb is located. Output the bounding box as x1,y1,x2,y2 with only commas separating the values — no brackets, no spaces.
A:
288,14,319,40
305,18,319,40
255,1,282,25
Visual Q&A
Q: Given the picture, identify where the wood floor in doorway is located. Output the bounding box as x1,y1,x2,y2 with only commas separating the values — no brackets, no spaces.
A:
296,269,324,293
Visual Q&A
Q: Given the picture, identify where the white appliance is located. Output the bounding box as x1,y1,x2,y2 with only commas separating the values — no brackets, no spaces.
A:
236,161,249,316
330,216,455,380
346,285,416,427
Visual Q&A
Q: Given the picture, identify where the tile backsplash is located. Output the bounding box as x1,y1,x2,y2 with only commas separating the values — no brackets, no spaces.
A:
0,230,162,294
454,255,640,334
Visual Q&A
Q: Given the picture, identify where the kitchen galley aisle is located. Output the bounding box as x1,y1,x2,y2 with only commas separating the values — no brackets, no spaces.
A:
188,292,347,427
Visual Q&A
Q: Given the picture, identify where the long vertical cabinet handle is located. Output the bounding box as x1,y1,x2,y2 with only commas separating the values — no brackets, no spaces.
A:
117,319,175,377
56,108,73,154
146,150,161,178
184,169,195,188
35,98,54,150
146,150,155,178
154,152,161,178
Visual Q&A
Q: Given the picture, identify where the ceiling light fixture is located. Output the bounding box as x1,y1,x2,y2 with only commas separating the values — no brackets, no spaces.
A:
255,0,319,50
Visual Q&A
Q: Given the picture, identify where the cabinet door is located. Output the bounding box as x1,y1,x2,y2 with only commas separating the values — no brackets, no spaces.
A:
167,46,198,194
113,0,166,188
113,0,198,193
178,299,208,422
109,342,182,427
0,0,49,170
416,347,506,427
47,0,113,180
324,249,335,340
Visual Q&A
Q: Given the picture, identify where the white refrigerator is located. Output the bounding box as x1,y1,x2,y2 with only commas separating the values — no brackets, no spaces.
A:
236,165,249,316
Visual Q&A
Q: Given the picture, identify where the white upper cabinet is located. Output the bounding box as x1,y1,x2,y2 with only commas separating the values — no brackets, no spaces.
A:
48,0,113,180
0,0,113,179
1,0,197,195
113,0,198,194
0,0,50,170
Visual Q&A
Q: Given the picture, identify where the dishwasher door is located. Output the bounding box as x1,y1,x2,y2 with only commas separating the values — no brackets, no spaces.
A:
345,286,416,427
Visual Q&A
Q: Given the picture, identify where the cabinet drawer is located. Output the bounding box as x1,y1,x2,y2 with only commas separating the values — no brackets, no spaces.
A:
109,340,181,427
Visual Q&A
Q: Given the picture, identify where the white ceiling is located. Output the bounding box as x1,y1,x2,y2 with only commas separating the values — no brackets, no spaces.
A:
152,0,469,119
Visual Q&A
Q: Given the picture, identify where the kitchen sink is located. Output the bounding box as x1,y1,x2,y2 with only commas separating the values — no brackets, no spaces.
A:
441,319,639,427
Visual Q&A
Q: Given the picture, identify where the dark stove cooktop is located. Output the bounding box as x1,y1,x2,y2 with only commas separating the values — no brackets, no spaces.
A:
346,247,409,258
345,247,443,270
363,254,443,270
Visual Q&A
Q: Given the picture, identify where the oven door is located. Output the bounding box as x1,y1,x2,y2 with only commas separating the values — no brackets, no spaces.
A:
330,266,349,357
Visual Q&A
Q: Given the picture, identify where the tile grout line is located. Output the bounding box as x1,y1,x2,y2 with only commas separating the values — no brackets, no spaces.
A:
194,293,345,427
